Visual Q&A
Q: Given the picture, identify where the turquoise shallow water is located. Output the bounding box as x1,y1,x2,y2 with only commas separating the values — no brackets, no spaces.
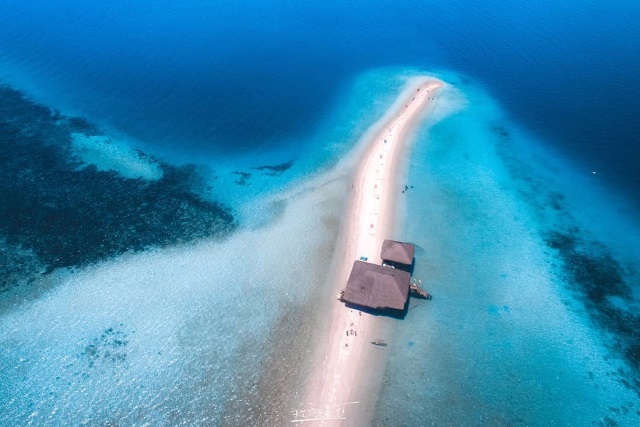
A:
1,0,639,424
380,76,640,425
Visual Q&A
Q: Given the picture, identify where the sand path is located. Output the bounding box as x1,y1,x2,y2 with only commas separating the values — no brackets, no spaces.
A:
294,77,443,425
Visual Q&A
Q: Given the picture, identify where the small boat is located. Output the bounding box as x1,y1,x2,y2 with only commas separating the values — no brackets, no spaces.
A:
410,285,431,299
371,339,387,347
410,278,431,299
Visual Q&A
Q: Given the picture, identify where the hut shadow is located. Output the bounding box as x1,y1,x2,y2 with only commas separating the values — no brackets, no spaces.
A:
384,258,415,275
408,258,415,275
345,302,409,320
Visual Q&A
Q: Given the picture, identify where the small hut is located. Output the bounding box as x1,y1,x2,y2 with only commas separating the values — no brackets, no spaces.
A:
341,260,410,312
381,239,415,270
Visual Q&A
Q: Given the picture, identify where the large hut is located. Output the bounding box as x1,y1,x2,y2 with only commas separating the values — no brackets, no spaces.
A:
341,260,411,312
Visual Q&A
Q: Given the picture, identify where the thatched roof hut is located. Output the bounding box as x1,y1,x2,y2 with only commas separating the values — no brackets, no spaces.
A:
381,239,415,266
342,260,410,311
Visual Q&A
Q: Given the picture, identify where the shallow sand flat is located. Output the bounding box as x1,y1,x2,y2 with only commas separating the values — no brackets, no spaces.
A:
297,77,443,425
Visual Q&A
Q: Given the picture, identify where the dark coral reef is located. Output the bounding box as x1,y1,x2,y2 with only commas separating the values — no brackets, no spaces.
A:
0,84,236,290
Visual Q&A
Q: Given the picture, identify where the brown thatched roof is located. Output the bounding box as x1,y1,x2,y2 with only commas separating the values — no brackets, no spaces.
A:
381,239,415,265
342,261,410,311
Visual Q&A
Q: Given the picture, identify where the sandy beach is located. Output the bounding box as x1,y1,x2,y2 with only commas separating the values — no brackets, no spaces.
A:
296,77,443,425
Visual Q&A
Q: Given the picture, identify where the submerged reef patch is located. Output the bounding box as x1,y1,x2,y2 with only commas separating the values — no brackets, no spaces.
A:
79,325,130,371
252,159,294,176
232,159,294,186
232,171,252,186
544,230,640,365
0,84,236,288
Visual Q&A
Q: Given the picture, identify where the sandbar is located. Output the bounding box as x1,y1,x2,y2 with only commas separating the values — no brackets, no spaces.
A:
296,77,443,425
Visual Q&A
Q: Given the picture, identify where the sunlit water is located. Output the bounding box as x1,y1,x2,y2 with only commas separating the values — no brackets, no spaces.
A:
1,0,639,425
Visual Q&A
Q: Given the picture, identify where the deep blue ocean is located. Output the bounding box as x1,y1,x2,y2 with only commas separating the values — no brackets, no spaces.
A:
1,1,640,425
1,0,638,201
